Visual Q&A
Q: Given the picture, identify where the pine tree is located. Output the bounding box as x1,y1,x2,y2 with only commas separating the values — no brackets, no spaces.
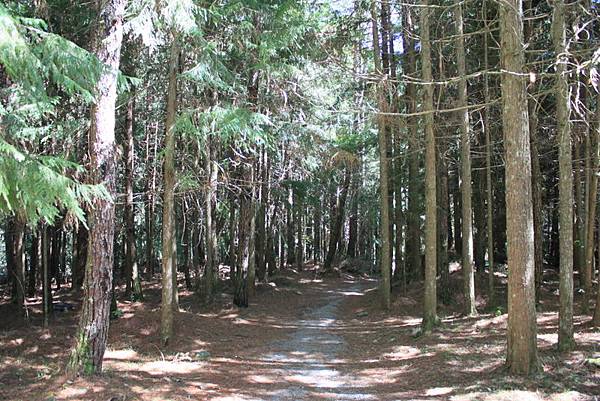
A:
67,0,126,375
500,0,539,375
421,0,438,333
552,0,574,352
160,35,180,347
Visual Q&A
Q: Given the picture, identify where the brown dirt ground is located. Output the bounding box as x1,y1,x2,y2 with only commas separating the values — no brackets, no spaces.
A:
0,266,599,401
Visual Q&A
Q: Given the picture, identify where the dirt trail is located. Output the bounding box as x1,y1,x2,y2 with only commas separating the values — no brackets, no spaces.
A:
261,281,374,401
2,270,599,401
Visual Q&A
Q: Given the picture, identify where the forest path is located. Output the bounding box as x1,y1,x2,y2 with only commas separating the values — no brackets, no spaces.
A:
259,278,375,401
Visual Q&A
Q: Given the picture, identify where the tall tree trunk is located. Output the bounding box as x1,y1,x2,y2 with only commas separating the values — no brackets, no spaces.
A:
295,198,304,270
530,102,544,303
286,187,295,266
314,195,323,263
247,186,257,297
4,220,16,300
348,175,359,259
452,174,463,258
590,97,600,326
435,36,449,300
500,0,539,375
234,164,255,307
455,2,476,316
181,205,192,290
202,138,218,301
323,169,352,272
72,224,87,293
405,4,421,281
483,0,495,307
421,0,437,332
160,36,179,347
583,104,598,313
437,112,450,301
524,0,544,304
13,218,26,313
255,148,267,280
574,135,586,297
67,0,125,375
42,225,52,327
145,124,158,277
28,231,39,297
50,225,61,290
371,0,391,309
124,89,142,300
228,199,237,281
552,0,575,350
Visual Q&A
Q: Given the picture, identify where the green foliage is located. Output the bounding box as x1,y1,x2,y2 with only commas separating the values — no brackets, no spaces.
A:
0,4,111,227
0,3,102,104
180,106,273,153
0,139,108,226
181,41,233,92
110,308,125,319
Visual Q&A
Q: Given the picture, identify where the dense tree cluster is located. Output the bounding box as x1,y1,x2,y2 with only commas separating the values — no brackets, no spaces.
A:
0,0,599,378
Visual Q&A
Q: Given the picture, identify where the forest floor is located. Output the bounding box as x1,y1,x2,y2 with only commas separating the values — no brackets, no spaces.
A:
0,266,599,401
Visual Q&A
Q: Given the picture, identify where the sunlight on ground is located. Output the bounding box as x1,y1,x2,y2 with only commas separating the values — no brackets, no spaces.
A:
246,374,276,384
339,291,365,296
382,345,421,360
104,348,140,360
426,386,454,396
107,359,206,375
449,390,590,401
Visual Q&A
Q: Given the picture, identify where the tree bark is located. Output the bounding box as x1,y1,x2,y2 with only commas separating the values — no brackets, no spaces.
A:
455,2,476,316
234,164,255,307
500,0,539,374
435,34,449,300
160,36,180,347
42,225,52,327
124,88,142,301
524,0,544,305
371,0,391,309
437,105,450,301
323,169,352,272
295,196,304,270
228,198,237,281
28,231,39,297
202,137,218,301
4,220,16,300
583,102,598,313
405,4,422,282
421,0,437,332
181,204,192,290
483,0,495,307
50,225,61,290
315,195,323,263
145,123,158,277
255,148,267,280
13,218,26,313
552,0,575,350
72,224,87,293
590,96,600,326
67,0,125,375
